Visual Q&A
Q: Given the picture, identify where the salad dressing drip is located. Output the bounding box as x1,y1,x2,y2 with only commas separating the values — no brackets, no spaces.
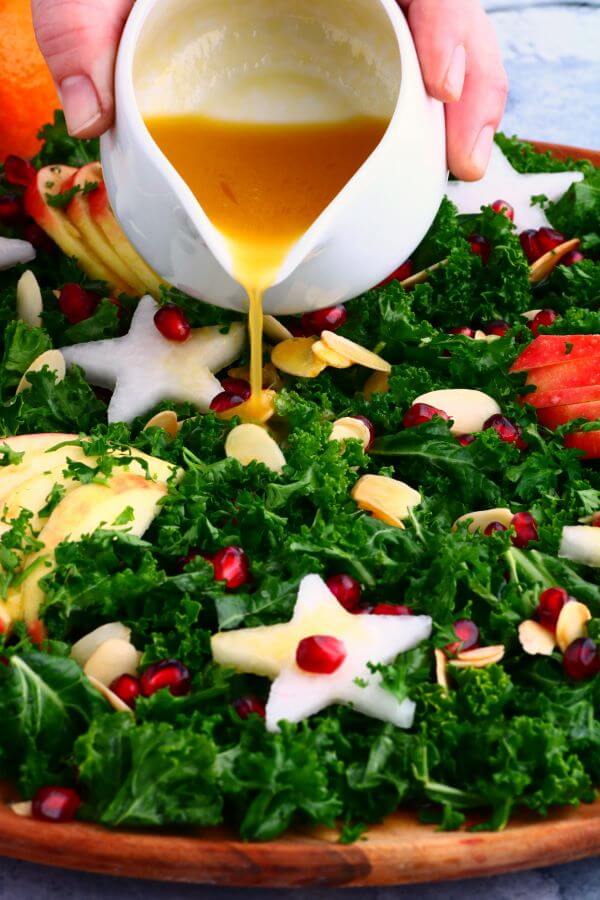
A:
144,113,388,410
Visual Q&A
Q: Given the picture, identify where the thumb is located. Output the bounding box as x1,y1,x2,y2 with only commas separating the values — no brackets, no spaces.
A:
31,0,134,138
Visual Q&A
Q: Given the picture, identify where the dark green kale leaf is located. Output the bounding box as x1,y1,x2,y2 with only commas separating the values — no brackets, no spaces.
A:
0,321,52,396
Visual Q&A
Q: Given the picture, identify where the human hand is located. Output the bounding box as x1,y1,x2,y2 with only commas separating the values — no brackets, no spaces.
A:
32,0,507,180
399,0,508,180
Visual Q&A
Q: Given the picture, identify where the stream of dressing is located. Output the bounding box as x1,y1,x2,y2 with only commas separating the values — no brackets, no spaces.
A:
144,113,388,415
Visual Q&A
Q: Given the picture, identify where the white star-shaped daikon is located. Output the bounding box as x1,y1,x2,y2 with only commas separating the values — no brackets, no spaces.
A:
0,237,35,271
62,295,245,423
446,144,583,231
211,574,432,732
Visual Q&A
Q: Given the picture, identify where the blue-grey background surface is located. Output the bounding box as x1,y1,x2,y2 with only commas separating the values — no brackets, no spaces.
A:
2,1,599,897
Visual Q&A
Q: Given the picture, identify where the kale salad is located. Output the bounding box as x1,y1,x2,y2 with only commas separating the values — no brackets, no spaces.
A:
0,115,599,841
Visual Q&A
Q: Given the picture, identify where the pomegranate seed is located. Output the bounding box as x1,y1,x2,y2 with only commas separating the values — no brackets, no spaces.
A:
220,377,251,400
484,521,508,536
403,403,449,428
233,695,266,719
352,415,376,451
4,155,36,187
536,227,566,255
563,638,600,681
591,513,600,527
485,319,510,337
457,433,476,447
286,318,306,337
529,309,558,337
59,283,99,324
27,619,47,647
449,326,476,337
535,587,570,632
445,619,480,656
32,786,81,823
209,391,245,413
109,673,141,708
154,304,190,341
490,199,514,221
378,259,413,287
519,229,542,263
468,233,491,264
301,305,347,335
23,221,55,254
511,511,539,548
370,603,413,616
560,249,585,268
140,659,191,697
296,635,346,674
326,573,362,612
212,545,250,589
0,194,22,223
483,414,524,447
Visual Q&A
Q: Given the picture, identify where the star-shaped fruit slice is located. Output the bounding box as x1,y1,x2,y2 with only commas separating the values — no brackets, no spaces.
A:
211,574,431,731
61,296,245,423
446,144,583,231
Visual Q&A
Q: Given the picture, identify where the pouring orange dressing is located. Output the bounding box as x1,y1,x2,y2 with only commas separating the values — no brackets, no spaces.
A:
144,113,388,415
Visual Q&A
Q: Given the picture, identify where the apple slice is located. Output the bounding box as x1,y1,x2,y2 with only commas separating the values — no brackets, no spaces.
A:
520,384,600,410
0,468,80,537
20,471,167,621
537,401,600,430
24,165,130,294
1,433,76,455
0,445,89,504
525,357,600,393
564,430,600,460
511,335,600,373
86,173,163,298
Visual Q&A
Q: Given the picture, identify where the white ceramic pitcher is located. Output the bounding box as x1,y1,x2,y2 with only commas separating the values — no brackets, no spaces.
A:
100,0,447,314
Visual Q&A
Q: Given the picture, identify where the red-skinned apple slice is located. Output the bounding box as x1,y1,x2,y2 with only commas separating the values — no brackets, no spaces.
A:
511,335,600,373
525,357,600,393
520,384,600,409
564,430,600,460
87,176,163,298
24,166,130,294
537,401,600,430
68,164,162,298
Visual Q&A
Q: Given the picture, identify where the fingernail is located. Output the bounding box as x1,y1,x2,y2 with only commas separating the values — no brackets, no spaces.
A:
470,124,495,175
444,45,466,101
58,75,102,136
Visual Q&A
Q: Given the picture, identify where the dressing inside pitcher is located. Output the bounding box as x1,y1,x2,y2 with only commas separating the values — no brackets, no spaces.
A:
133,0,401,411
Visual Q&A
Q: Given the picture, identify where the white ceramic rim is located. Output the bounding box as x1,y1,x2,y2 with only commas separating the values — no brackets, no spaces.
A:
113,0,418,290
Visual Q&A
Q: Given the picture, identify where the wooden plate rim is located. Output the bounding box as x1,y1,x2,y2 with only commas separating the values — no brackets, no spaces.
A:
1,139,599,888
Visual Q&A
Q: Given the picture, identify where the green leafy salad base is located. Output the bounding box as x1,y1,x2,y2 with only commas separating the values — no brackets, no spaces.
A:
1,116,600,842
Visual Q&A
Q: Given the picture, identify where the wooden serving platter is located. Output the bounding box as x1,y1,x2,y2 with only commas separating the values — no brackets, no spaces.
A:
0,140,598,888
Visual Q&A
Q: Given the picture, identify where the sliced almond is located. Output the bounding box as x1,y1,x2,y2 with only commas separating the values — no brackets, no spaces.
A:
87,674,134,714
453,507,514,534
400,258,448,289
529,238,580,284
434,648,449,692
559,526,600,568
518,619,556,656
216,389,277,424
312,340,353,369
10,801,32,817
83,637,140,686
555,600,591,653
321,331,391,373
71,621,131,667
473,330,487,341
16,349,65,395
329,417,372,450
351,474,421,528
143,410,179,438
521,309,542,322
363,370,390,399
271,337,327,378
263,315,293,343
413,388,501,435
16,270,43,327
450,645,505,668
225,423,286,474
